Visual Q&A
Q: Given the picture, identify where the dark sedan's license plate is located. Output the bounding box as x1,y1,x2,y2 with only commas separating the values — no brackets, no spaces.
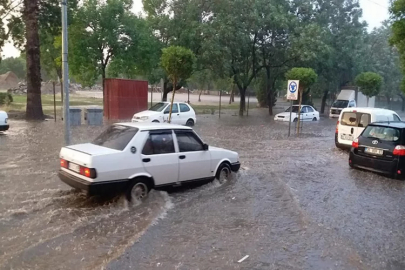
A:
365,147,383,156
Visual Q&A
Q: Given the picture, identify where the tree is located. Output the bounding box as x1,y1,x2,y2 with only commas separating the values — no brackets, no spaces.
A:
142,0,208,101
285,67,317,134
311,0,366,114
0,56,25,78
39,0,78,82
69,0,146,93
23,0,44,120
355,72,383,106
160,46,195,123
367,22,402,109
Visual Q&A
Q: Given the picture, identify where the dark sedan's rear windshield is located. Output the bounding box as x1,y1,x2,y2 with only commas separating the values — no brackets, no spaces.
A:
92,125,138,150
362,126,400,142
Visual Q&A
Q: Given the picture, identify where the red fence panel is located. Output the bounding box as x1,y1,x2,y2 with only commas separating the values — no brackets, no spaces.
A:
104,78,148,120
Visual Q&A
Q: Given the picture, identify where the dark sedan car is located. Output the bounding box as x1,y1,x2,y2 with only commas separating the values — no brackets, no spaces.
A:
349,121,405,179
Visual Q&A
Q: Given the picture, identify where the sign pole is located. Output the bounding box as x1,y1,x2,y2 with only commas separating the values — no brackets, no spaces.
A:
286,80,299,137
61,0,70,145
288,99,293,137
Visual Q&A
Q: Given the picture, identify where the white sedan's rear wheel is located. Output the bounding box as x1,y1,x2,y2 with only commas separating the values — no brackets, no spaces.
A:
126,179,150,202
186,119,194,127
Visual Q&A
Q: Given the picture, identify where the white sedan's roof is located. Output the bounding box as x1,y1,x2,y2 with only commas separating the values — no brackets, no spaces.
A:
116,122,192,131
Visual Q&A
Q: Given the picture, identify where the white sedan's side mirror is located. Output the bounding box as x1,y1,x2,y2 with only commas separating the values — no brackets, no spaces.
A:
203,143,209,151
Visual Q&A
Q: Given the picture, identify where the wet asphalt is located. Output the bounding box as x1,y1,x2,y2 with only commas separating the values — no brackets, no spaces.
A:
0,109,405,270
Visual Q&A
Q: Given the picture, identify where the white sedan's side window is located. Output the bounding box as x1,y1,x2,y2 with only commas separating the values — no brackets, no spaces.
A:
306,106,314,113
393,114,401,121
180,103,190,112
176,132,204,152
142,132,175,155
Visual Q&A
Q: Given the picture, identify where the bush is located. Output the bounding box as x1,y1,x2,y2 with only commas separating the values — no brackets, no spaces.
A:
0,93,13,105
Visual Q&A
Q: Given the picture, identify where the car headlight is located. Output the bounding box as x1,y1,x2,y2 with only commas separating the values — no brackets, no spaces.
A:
141,116,149,120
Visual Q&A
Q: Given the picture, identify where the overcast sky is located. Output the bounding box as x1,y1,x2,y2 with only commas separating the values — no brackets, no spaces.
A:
1,0,390,58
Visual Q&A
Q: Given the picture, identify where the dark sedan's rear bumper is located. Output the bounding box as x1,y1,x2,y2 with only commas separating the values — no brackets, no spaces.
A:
231,162,241,172
0,124,9,132
349,150,405,178
58,170,129,196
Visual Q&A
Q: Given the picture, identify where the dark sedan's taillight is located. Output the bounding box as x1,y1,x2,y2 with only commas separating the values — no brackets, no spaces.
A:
352,138,359,149
393,145,405,156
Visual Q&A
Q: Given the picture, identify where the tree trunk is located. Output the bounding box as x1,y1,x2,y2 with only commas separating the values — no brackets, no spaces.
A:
199,89,202,102
265,67,272,115
401,95,405,112
239,88,246,116
229,83,235,104
320,90,328,114
24,0,44,120
386,95,391,109
367,96,369,107
168,79,177,123
102,67,106,116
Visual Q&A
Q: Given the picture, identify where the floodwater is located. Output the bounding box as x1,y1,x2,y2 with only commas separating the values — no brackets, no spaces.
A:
1,109,405,270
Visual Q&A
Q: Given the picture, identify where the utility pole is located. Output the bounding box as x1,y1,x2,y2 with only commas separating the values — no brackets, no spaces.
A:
61,0,70,145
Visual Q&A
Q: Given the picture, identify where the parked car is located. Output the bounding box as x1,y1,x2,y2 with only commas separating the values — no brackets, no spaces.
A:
274,105,320,122
349,121,405,179
335,107,401,149
132,102,196,126
58,123,240,201
0,111,9,132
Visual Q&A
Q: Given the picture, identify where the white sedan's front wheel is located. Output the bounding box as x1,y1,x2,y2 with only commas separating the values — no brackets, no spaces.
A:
216,163,231,184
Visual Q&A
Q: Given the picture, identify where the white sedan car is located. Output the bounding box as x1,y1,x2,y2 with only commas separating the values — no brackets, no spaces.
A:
0,110,9,132
274,105,320,122
132,102,197,126
58,123,240,201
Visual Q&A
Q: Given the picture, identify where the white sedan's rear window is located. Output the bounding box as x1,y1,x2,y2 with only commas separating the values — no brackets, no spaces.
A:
92,125,138,151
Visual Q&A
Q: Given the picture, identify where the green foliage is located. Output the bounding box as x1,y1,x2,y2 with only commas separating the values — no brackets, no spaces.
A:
355,72,383,98
0,93,13,105
160,46,195,85
0,57,26,79
285,68,318,90
69,0,149,87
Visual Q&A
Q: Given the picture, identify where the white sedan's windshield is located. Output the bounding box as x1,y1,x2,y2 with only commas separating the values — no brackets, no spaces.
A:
149,103,168,112
285,106,300,113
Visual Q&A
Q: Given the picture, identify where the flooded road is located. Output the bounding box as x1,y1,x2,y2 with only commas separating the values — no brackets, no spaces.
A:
1,109,405,269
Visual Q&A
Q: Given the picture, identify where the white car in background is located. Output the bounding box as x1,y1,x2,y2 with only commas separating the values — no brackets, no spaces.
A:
132,102,197,126
58,123,240,202
335,107,401,149
274,105,320,122
0,111,9,132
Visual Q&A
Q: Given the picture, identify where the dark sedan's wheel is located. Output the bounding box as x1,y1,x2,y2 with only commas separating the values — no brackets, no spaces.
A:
216,163,231,184
186,119,195,127
126,179,150,202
